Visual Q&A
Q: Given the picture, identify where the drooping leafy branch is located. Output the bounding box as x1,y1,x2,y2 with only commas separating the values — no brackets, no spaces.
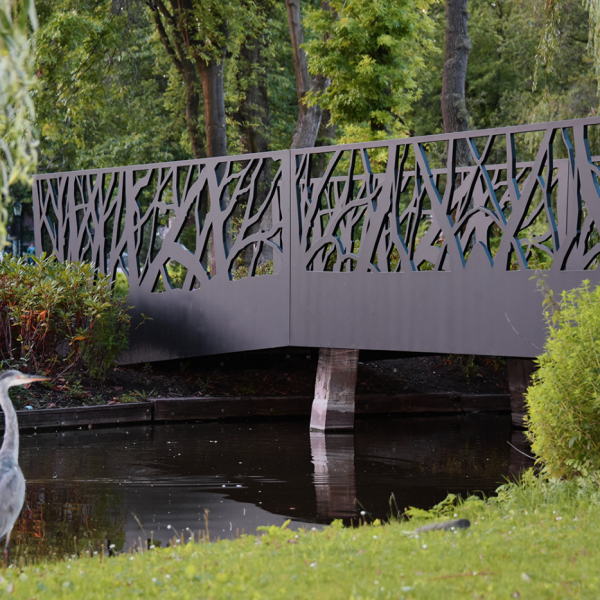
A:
0,0,38,247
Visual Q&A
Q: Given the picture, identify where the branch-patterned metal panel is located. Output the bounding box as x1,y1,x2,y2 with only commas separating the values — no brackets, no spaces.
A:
33,152,291,362
293,120,600,274
33,118,600,361
290,118,600,357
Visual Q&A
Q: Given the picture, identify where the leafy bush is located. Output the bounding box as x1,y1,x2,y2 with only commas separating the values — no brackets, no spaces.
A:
0,255,130,379
526,280,600,477
113,271,130,298
231,259,274,280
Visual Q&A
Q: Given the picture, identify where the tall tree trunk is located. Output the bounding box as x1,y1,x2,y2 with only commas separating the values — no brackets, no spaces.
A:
194,56,228,276
149,3,205,158
196,58,228,159
441,0,472,166
286,0,328,150
148,0,229,277
183,84,204,159
236,33,272,267
237,40,270,155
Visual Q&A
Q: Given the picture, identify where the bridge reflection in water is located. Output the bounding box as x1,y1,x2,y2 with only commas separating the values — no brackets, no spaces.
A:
11,415,532,562
311,433,357,518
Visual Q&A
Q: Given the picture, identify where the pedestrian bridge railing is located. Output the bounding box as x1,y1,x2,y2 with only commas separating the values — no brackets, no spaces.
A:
33,117,600,362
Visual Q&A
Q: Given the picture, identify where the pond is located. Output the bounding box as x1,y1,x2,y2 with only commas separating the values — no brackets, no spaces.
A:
12,414,532,563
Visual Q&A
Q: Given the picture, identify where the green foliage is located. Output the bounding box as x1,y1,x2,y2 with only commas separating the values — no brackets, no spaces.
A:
526,280,600,477
112,271,129,299
540,0,600,94
413,0,598,147
224,0,298,154
0,255,130,379
304,0,435,138
0,0,38,247
34,0,189,172
231,259,274,280
491,468,600,512
28,0,599,180
444,354,479,379
33,0,299,170
404,493,461,521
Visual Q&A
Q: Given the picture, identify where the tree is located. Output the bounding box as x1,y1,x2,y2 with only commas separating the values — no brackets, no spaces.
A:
148,0,233,159
303,0,435,142
441,0,471,165
286,0,328,149
34,0,188,172
0,0,38,248
468,0,596,133
231,0,274,155
411,0,597,151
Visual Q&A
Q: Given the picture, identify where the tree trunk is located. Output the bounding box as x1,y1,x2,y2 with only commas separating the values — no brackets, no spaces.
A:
441,0,472,166
286,0,328,150
148,3,205,158
148,0,229,277
197,58,228,159
195,56,228,276
183,76,204,159
236,35,272,267
237,40,270,155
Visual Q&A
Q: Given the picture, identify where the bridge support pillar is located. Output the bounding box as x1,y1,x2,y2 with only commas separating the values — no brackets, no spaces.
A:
507,358,537,428
310,348,359,431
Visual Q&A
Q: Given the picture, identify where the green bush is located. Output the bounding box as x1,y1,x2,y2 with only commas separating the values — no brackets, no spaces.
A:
113,271,130,298
526,280,600,477
0,255,130,379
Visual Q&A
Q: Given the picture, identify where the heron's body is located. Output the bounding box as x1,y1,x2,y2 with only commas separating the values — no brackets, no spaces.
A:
0,458,24,544
0,370,48,564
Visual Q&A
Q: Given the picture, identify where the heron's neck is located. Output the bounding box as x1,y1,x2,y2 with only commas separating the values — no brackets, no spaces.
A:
0,382,18,463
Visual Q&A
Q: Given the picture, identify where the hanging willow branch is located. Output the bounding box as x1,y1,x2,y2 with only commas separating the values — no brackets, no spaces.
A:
0,0,38,249
536,0,600,91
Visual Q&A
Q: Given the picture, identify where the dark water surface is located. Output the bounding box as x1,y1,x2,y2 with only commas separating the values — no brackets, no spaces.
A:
12,414,531,561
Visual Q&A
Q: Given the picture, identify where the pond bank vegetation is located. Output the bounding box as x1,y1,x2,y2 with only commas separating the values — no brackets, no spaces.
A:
2,471,599,598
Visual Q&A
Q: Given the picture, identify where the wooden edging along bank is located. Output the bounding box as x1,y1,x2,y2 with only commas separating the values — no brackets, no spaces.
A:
3,392,510,432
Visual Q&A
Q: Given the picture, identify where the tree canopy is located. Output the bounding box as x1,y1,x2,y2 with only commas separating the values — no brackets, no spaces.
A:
10,0,598,178
0,0,37,247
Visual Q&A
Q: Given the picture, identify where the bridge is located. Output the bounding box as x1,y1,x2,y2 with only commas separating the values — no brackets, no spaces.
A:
32,117,600,427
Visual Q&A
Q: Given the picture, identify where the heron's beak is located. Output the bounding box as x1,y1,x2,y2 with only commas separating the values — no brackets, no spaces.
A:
22,375,50,389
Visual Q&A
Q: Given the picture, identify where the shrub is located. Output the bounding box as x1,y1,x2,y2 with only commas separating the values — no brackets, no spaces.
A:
526,280,600,477
113,271,130,298
0,255,130,379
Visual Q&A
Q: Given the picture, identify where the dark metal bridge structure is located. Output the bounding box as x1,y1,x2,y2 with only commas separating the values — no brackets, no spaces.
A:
33,117,600,369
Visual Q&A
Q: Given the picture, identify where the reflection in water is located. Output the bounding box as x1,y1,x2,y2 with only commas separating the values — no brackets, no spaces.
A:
310,432,357,518
11,414,532,562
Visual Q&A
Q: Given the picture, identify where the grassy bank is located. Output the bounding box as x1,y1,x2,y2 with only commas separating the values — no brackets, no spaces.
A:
2,474,600,599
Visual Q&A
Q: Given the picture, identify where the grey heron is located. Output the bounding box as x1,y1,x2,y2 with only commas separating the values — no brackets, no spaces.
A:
0,370,48,564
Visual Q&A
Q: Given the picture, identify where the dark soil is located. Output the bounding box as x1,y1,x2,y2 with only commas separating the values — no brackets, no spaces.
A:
9,352,509,411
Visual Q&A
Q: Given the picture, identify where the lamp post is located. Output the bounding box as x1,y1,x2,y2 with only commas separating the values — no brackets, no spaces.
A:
13,202,22,257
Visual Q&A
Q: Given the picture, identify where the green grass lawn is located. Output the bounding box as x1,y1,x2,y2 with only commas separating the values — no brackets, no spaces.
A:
4,474,600,599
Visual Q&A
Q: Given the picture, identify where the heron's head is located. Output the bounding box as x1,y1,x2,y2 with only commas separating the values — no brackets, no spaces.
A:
0,370,50,389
